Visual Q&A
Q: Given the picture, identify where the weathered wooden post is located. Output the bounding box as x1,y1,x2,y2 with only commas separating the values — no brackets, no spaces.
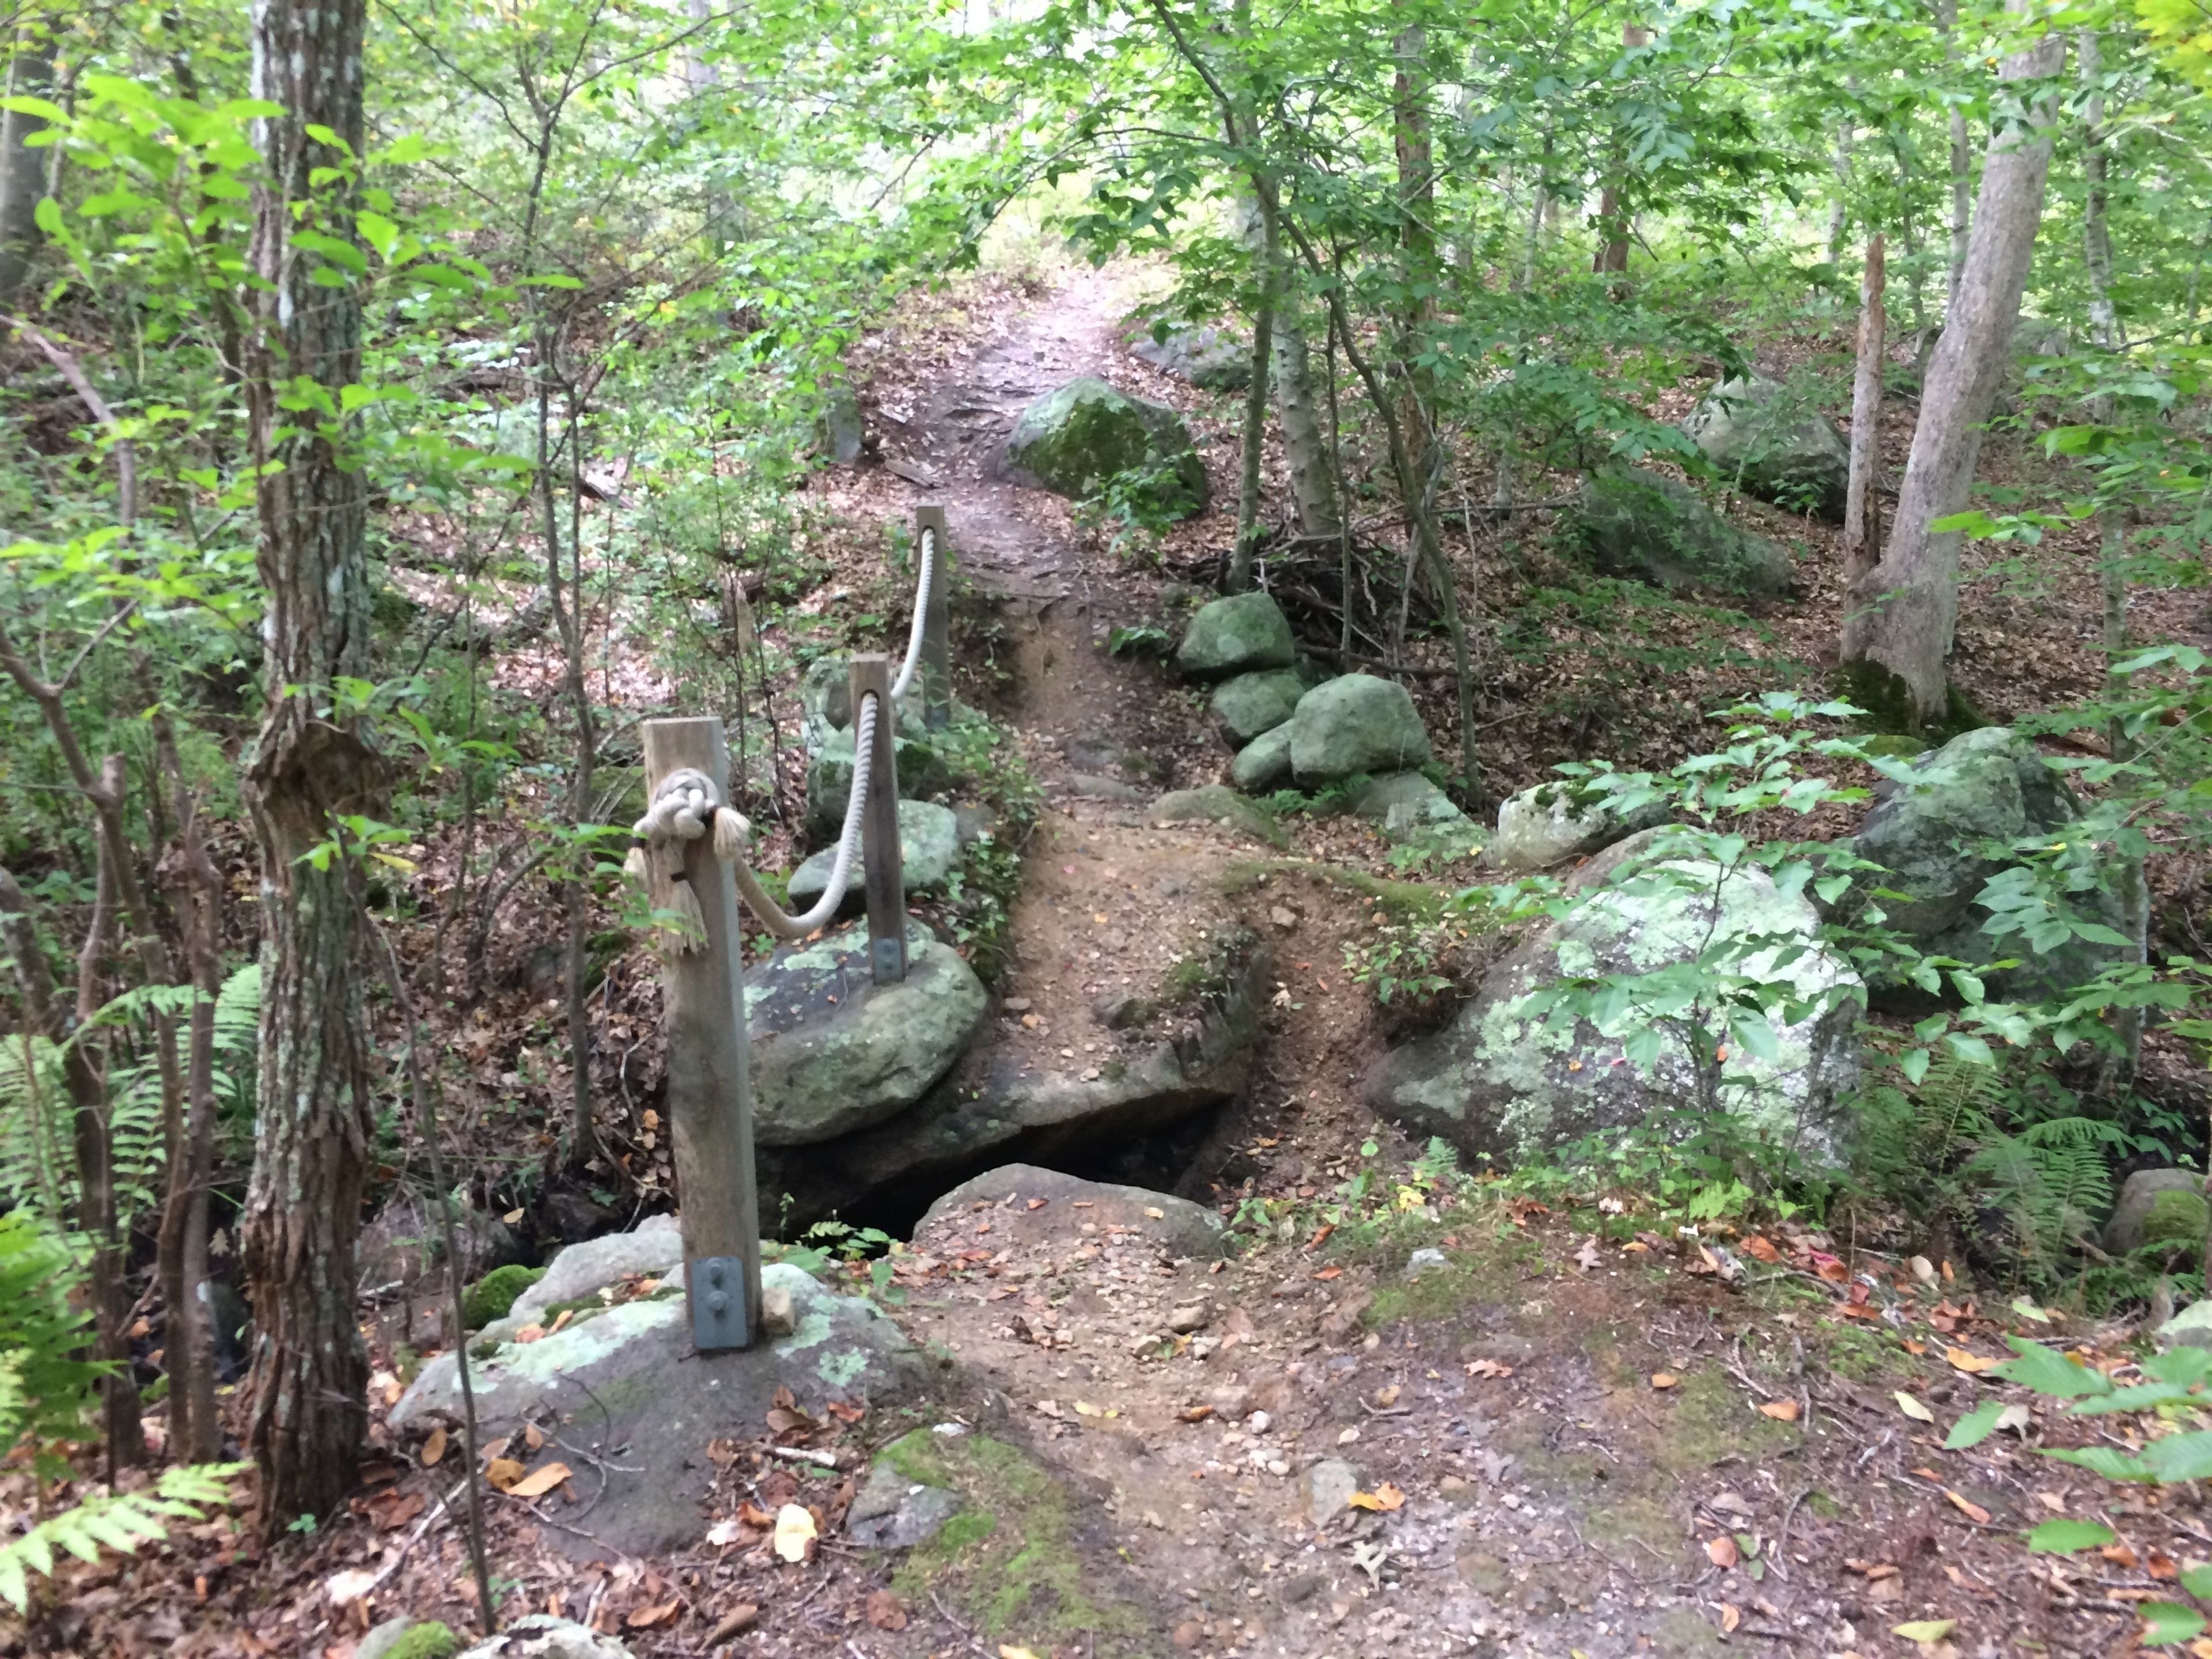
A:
916,503,952,731
849,653,907,984
641,717,760,1353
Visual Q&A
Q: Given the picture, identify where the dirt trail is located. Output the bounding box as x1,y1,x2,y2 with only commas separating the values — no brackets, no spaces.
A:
849,270,2090,1659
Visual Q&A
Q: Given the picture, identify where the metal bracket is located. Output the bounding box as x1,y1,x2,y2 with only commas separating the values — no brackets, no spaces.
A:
871,935,906,984
691,1256,749,1353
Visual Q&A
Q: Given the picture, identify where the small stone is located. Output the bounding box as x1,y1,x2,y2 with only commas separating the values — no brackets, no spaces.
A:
1168,1302,1210,1334
1003,996,1033,1013
1172,1621,1206,1650
1265,1458,1289,1476
1245,1409,1271,1434
1268,906,1299,933
1093,991,1152,1029
1190,1336,1219,1361
1403,1247,1449,1281
1297,1457,1361,1521
1209,1384,1253,1419
1279,1573,1324,1605
760,1281,797,1338
1438,1474,1476,1504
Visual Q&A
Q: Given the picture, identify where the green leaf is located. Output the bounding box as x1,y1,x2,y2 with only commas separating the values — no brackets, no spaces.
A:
1892,1621,1956,1643
2027,1518,2116,1552
2179,1563,2212,1599
2141,1430,2212,1483
2139,1603,2206,1645
32,196,60,237
1993,1338,2112,1400
2042,1444,2154,1480
1945,1401,2006,1450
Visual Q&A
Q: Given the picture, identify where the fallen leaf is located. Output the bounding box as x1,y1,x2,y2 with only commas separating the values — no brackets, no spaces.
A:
1896,1392,1936,1423
1373,1384,1401,1407
866,1590,908,1631
1744,1236,1782,1263
1719,1601,1742,1634
2150,1551,2180,1581
1706,1535,1740,1568
419,1427,448,1468
1651,1372,1679,1390
485,1457,526,1491
1145,1206,1165,1219
2033,1491,2067,1513
773,1502,817,1563
708,1607,759,1642
2104,1542,2142,1570
1027,1198,1047,1210
1944,1488,1991,1524
523,1422,546,1452
1575,1236,1602,1271
366,1488,425,1530
509,1461,574,1501
706,1517,747,1547
1466,1359,1513,1378
1179,1404,1214,1422
1073,1400,1103,1417
513,1324,546,1344
1893,1619,1956,1643
626,1600,681,1631
999,1648,1041,1659
1945,1347,1998,1374
1759,1400,1801,1422
1349,1483,1406,1512
324,1569,379,1607
1903,1339,1928,1355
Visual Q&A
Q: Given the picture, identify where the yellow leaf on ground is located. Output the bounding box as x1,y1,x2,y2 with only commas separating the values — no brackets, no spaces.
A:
1759,1400,1801,1422
419,1426,448,1467
485,1457,525,1491
1706,1535,1740,1568
773,1502,817,1563
1944,1488,1991,1524
1650,1372,1679,1390
1946,1347,1997,1374
1895,1392,1935,1423
509,1461,574,1500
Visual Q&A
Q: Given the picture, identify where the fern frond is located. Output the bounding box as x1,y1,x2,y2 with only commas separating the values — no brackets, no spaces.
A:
0,1463,246,1612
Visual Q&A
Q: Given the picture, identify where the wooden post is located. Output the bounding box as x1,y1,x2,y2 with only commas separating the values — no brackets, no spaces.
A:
641,717,760,1352
916,503,952,731
849,653,907,984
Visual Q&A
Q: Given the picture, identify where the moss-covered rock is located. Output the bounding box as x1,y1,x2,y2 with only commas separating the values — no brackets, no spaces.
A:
385,1625,461,1659
1176,591,1296,681
1563,469,1796,600
1208,668,1308,744
1229,722,1296,792
2105,1169,2210,1255
1005,376,1207,518
1680,374,1849,522
1289,675,1431,785
462,1264,544,1330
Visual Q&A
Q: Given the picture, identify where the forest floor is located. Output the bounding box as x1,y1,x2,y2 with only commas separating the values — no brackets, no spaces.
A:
25,264,2212,1659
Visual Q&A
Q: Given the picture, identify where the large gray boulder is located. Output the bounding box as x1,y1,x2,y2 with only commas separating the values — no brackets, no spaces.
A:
509,1214,682,1329
1351,772,1481,859
749,919,987,1145
1490,780,1668,874
1177,591,1296,680
1845,726,2127,1001
1366,831,1861,1166
1230,723,1295,792
1681,376,1850,522
1563,469,1797,600
786,800,961,912
460,1619,632,1659
1006,376,1207,518
1290,675,1431,784
395,1261,924,1559
1209,668,1308,744
2104,1169,2209,1256
1128,321,1249,391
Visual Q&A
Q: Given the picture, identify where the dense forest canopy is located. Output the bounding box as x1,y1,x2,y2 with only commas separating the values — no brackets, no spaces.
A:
1,0,2210,1646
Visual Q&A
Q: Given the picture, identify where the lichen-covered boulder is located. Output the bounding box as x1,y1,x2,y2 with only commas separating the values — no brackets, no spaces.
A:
1563,469,1796,600
1681,376,1850,522
1365,835,1861,1166
806,725,948,838
1290,675,1430,784
749,920,987,1145
2104,1169,2209,1255
394,1260,926,1557
1846,726,2130,1001
1006,376,1208,518
506,1215,683,1332
1209,668,1308,744
917,1165,1230,1259
1230,723,1295,793
787,800,961,912
1128,321,1249,391
1351,772,1480,859
1490,780,1668,873
1177,591,1296,681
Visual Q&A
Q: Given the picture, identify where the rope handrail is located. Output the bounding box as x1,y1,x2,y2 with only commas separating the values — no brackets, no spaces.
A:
632,517,938,955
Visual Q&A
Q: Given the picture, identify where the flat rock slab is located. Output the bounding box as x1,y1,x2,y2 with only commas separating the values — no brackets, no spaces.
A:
749,918,987,1145
916,1164,1230,1259
393,1263,928,1558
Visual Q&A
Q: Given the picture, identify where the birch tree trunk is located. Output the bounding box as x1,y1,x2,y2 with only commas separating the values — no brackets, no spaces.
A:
1842,234,1887,586
1272,310,1340,538
241,0,377,1535
1838,21,2063,727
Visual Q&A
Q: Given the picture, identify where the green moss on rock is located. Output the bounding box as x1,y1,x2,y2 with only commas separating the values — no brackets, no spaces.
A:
384,1625,461,1659
2145,1188,2211,1250
462,1264,543,1329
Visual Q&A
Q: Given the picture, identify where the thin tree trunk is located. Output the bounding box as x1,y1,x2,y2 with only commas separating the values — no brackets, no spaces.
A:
1938,0,1972,318
240,0,376,1535
1229,217,1278,592
1824,104,1855,268
1842,234,1887,586
1272,309,1339,538
1594,26,1648,278
1838,17,2063,727
0,23,53,310
2079,28,2145,1092
1393,13,1438,480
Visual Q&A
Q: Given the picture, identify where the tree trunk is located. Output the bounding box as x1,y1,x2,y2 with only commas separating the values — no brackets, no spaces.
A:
1392,14,1438,483
0,23,53,310
240,0,376,1536
1938,0,1972,317
1842,234,1887,586
1824,107,1855,268
2079,28,2145,1092
1594,26,1649,278
1838,20,2063,727
1271,310,1339,538
1229,214,1278,592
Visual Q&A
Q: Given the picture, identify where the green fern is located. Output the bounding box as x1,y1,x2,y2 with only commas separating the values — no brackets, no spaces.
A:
0,1463,245,1612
